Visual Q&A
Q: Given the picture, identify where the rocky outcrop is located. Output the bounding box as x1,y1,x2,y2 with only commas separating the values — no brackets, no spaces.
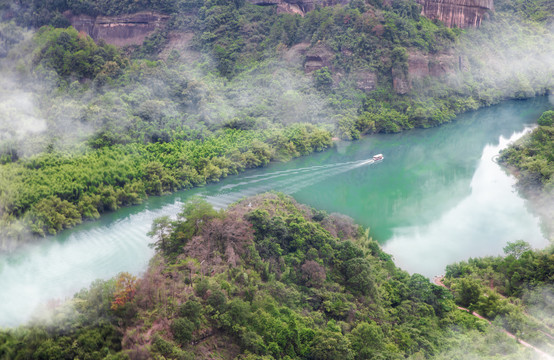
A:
354,71,378,92
303,43,335,72
276,2,305,15
65,11,170,46
159,31,201,63
415,0,494,28
246,0,348,15
408,51,456,78
248,0,492,25
392,68,410,94
283,42,311,63
392,50,458,93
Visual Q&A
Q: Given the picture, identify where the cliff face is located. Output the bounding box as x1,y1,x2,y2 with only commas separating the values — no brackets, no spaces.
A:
246,0,348,15
392,50,458,93
65,11,169,46
415,0,494,28
248,0,492,25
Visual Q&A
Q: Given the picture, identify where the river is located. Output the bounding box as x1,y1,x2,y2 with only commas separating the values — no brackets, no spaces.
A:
0,97,552,327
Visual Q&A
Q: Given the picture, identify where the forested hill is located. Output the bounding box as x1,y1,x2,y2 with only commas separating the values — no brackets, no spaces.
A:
0,193,548,359
0,0,553,248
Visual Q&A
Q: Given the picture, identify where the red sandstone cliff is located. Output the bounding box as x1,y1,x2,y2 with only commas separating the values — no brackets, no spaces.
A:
392,50,458,93
415,0,494,28
248,0,493,26
64,11,169,46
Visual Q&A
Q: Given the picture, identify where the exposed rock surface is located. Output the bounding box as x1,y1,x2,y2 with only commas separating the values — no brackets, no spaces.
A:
354,71,378,92
409,51,456,78
415,0,494,28
159,31,200,63
392,68,411,94
248,0,492,25
391,50,458,93
246,0,348,15
65,11,169,46
283,42,311,63
276,2,305,15
301,46,458,94
303,43,335,72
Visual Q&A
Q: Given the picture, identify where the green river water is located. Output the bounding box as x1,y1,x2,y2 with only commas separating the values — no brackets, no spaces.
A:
0,97,552,326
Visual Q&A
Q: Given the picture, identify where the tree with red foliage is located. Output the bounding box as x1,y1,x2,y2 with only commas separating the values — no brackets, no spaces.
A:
111,272,138,311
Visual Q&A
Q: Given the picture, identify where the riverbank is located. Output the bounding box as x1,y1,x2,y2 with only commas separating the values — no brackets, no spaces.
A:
0,124,332,253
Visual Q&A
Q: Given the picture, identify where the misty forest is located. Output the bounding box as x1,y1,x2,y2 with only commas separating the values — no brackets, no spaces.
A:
0,0,553,358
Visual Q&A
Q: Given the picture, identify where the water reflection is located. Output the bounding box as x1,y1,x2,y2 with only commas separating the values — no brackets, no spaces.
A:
383,128,547,278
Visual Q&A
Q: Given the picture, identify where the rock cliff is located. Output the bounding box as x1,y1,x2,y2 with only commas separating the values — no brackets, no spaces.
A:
64,11,169,46
415,0,494,28
304,43,335,72
246,0,348,15
392,50,458,93
248,0,492,25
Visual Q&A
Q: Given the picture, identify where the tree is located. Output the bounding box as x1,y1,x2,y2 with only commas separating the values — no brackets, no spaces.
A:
310,331,354,360
348,321,384,359
453,277,481,308
175,197,220,241
171,318,195,346
30,196,82,235
314,67,333,90
111,272,137,311
503,240,531,260
301,260,326,287
147,216,172,253
179,300,203,326
537,110,554,126
343,258,376,297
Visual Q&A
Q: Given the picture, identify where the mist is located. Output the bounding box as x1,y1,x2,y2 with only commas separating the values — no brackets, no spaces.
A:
444,14,554,102
1,9,553,159
0,78,45,140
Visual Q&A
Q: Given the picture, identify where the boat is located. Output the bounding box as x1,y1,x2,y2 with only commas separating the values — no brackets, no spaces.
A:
372,154,384,161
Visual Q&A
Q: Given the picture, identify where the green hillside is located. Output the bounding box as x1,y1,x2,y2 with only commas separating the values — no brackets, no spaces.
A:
1,194,546,359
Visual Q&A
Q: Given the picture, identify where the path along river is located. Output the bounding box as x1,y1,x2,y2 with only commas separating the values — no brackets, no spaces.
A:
0,97,552,327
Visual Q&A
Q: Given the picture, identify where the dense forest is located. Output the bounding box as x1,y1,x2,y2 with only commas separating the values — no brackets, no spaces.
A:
1,194,549,359
0,0,553,247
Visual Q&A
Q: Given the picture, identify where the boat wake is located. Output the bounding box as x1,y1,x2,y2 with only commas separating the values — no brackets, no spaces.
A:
205,157,382,209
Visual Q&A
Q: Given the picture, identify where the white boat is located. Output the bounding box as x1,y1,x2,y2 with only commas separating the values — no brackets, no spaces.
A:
372,154,384,161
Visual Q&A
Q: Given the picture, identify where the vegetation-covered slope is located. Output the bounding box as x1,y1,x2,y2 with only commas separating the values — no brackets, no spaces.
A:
443,239,554,356
0,194,545,359
0,0,553,246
